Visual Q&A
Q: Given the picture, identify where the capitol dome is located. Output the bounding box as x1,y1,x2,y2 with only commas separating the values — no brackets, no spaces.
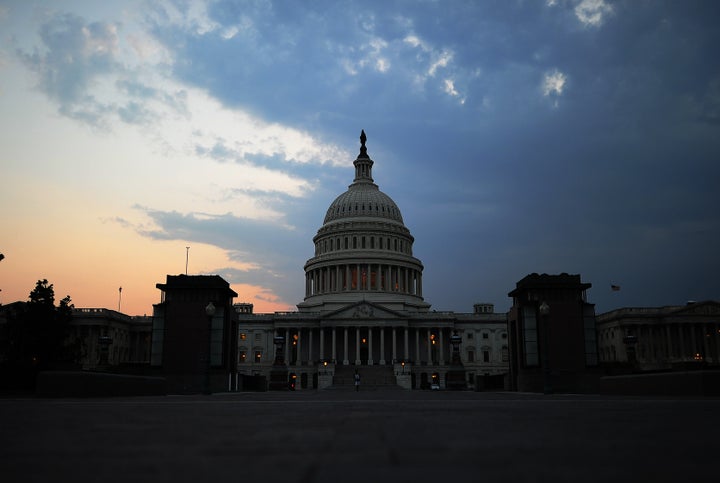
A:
297,131,430,313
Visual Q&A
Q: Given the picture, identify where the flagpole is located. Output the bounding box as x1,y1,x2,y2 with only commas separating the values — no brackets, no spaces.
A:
186,246,190,275
118,286,122,312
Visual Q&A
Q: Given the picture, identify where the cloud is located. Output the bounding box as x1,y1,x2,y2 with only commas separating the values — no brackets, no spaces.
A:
542,69,567,97
574,0,614,28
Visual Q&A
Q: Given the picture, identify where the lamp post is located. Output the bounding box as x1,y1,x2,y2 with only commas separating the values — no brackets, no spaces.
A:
204,302,216,395
539,301,552,394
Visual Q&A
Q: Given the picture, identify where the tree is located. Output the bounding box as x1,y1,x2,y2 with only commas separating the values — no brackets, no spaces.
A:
1,280,74,389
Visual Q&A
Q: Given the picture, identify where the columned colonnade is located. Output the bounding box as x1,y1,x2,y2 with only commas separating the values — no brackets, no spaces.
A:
305,263,422,297
279,325,453,366
634,322,720,363
601,322,720,364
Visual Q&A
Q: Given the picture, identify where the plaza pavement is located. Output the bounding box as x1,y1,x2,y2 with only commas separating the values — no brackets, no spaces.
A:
1,390,717,483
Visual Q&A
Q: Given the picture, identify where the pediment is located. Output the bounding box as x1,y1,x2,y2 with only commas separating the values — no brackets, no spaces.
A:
321,300,405,320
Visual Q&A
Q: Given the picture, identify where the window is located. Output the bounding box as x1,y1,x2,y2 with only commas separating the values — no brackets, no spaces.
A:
522,306,538,366
239,350,247,363
482,333,489,339
467,332,473,340
502,346,509,362
467,350,475,362
501,333,507,339
240,333,247,340
255,333,262,342
254,350,263,362
483,350,490,363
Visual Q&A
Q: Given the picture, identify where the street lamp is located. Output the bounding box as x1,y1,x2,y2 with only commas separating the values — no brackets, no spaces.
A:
204,301,216,395
538,301,551,394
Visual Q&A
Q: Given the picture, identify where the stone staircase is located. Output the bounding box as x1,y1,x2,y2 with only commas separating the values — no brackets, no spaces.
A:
330,365,400,390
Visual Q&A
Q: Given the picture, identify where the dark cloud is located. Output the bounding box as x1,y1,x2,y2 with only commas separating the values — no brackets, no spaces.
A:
26,1,718,313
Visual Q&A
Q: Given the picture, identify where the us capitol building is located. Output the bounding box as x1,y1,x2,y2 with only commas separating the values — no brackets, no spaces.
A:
234,131,508,390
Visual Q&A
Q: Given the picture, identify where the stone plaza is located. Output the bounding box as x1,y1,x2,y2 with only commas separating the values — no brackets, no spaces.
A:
1,390,717,482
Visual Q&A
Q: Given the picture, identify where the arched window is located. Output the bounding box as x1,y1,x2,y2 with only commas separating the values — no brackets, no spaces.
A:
353,237,357,249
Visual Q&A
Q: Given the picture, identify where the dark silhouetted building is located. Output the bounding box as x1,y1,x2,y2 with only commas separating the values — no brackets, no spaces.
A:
507,273,598,393
151,275,238,393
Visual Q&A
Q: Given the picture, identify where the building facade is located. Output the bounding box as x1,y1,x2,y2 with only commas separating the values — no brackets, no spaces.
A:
596,300,720,370
507,273,598,393
235,131,508,390
151,275,239,393
68,308,151,369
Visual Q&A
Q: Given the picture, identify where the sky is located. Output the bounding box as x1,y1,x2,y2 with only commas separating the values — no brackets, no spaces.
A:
1,0,719,316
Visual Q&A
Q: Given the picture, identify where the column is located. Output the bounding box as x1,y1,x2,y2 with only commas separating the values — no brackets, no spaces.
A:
368,328,374,365
439,329,445,365
427,329,432,364
392,327,397,362
285,328,290,364
319,328,325,361
308,329,313,365
648,326,655,363
297,328,302,365
415,328,420,364
679,324,686,361
355,327,361,365
380,328,386,365
703,323,710,362
404,327,409,360
343,328,349,365
418,273,423,297
691,324,697,358
356,264,361,291
335,266,340,292
332,327,337,363
404,269,409,294
665,325,672,360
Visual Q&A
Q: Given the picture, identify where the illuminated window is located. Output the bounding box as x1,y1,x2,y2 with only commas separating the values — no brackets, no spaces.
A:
240,333,247,340
239,350,247,363
254,351,262,362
